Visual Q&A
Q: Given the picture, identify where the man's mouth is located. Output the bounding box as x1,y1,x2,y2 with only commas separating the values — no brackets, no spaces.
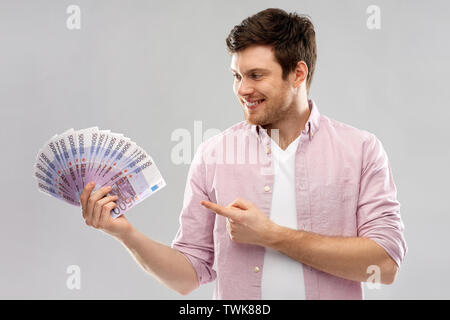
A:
244,99,265,110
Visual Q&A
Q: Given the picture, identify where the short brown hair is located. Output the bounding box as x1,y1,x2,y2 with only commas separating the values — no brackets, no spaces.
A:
226,8,317,94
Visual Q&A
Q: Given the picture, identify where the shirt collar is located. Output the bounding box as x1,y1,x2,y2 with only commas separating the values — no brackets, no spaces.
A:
248,98,321,142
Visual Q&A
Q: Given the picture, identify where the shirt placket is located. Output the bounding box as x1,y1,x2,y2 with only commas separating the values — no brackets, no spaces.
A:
248,130,275,299
295,131,320,299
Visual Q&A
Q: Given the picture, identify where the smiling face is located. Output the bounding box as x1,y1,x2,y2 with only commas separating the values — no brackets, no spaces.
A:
230,45,297,127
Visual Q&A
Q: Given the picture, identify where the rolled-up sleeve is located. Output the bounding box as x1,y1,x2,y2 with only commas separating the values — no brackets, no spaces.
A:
171,142,217,285
357,133,408,268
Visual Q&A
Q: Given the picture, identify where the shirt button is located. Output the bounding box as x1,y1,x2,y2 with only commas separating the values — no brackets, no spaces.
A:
266,147,271,154
254,266,260,273
264,185,271,192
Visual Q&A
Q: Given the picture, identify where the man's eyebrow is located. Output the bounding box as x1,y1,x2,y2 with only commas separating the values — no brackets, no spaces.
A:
229,68,270,74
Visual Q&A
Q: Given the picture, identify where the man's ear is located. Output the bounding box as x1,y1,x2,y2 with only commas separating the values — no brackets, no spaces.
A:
293,60,308,89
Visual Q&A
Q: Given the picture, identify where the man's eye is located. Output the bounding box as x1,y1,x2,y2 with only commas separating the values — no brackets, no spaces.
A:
233,74,241,80
251,74,261,79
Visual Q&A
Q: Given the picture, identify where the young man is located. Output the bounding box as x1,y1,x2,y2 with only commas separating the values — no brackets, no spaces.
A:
80,8,407,299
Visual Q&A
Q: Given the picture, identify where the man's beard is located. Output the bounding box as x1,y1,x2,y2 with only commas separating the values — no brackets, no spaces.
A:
245,99,286,127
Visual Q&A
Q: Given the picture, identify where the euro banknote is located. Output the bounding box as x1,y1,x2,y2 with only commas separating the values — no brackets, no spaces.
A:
34,127,166,218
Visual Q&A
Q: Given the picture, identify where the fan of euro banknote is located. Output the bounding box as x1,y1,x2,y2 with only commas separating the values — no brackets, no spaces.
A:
33,127,166,218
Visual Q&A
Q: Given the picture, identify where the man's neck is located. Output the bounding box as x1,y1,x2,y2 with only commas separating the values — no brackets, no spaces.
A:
263,98,311,151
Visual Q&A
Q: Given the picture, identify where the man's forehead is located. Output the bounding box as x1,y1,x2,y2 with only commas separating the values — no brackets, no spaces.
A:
230,45,278,72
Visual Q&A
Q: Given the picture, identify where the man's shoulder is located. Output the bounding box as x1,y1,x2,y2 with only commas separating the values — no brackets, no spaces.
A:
200,120,250,149
320,114,376,144
319,115,387,168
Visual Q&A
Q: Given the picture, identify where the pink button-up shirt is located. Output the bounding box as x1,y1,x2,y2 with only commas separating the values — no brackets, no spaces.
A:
171,99,407,299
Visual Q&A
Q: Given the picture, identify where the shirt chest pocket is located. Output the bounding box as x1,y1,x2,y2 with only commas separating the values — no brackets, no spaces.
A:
314,179,360,235
320,181,359,203
318,179,360,216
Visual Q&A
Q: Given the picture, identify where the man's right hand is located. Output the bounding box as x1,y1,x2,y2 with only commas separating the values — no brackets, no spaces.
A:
79,181,199,295
80,181,132,239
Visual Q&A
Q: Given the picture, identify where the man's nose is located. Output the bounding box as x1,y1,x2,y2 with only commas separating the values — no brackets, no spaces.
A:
236,78,254,97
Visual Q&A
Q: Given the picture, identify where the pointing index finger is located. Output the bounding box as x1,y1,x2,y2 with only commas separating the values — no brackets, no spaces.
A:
200,200,241,221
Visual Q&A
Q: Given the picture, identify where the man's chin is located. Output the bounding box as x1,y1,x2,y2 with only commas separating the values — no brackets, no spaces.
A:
245,116,268,127
245,117,262,126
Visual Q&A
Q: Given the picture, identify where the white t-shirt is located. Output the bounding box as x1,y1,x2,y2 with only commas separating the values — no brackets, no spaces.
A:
261,134,306,300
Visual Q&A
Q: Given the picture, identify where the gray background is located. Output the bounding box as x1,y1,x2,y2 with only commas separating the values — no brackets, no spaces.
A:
0,0,448,299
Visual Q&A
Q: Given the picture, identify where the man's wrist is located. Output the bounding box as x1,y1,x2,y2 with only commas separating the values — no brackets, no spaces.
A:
263,223,307,252
113,224,137,245
263,222,285,249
